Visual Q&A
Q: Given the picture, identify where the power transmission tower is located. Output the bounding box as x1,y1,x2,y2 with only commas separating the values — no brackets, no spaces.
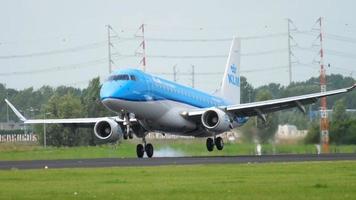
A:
135,24,147,71
287,19,297,84
5,85,9,122
173,65,177,82
191,65,195,88
315,17,329,153
107,25,113,74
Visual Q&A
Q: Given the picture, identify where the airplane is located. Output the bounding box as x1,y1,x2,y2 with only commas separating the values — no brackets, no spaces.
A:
5,37,356,158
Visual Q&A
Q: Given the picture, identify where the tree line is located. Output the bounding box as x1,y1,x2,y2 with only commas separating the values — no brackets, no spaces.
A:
0,78,111,146
0,74,355,146
240,74,356,144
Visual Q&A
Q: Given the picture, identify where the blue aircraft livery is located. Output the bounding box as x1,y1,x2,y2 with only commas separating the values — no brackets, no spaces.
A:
227,64,240,86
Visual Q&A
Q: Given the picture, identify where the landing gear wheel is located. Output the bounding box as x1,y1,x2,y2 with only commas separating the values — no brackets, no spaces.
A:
123,132,128,140
128,131,133,139
206,138,214,152
145,143,154,158
215,137,224,150
136,144,144,158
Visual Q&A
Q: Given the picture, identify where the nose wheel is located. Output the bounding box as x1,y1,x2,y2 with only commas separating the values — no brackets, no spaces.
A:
206,136,224,152
136,137,154,158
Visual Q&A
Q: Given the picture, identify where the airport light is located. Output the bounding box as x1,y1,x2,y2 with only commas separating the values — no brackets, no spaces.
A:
28,107,39,139
43,112,51,148
5,84,9,123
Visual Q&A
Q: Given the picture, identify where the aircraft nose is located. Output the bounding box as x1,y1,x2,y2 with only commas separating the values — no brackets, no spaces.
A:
100,81,119,100
100,81,130,100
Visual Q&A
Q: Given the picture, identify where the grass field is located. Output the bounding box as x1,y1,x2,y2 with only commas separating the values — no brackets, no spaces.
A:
0,140,356,161
0,161,355,200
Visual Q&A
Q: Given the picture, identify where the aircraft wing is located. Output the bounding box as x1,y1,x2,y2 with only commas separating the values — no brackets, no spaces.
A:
4,99,136,125
185,84,356,121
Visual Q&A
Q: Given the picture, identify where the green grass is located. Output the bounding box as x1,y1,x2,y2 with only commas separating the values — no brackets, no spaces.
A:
0,161,355,199
0,140,356,161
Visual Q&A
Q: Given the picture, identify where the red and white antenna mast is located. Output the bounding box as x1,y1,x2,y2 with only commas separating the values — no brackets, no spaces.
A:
317,17,329,153
135,24,147,71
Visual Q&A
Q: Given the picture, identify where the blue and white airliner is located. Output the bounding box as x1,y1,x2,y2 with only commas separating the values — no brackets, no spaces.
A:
5,38,356,158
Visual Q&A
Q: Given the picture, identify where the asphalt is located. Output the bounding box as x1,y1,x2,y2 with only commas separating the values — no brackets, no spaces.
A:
0,153,355,170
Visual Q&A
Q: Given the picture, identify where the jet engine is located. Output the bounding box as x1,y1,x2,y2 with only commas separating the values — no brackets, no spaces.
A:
201,108,231,132
94,119,123,143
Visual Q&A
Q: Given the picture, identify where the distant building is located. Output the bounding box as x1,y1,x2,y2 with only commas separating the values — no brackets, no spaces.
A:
0,121,37,142
309,109,356,121
0,121,23,130
275,124,307,140
0,134,37,142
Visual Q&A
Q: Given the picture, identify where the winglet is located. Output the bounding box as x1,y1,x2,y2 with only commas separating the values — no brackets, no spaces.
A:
4,99,27,122
347,84,356,92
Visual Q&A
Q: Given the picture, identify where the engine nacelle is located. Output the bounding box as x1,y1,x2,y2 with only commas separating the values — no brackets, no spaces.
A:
201,108,232,132
94,119,123,143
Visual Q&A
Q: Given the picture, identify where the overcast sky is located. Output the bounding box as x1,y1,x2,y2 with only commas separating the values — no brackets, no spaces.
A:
1,0,356,92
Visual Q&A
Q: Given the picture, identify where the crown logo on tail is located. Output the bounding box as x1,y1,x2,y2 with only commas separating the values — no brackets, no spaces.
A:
230,64,237,74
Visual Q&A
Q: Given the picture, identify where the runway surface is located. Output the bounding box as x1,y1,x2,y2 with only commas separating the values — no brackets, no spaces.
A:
0,153,355,170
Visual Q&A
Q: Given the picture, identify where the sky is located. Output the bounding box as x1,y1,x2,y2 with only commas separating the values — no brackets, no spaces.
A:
0,0,356,92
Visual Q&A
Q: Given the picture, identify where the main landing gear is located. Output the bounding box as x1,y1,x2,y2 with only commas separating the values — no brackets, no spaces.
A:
206,136,224,152
136,137,154,158
123,127,133,140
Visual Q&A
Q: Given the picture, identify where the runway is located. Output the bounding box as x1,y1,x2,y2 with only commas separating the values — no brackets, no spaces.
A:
0,153,355,170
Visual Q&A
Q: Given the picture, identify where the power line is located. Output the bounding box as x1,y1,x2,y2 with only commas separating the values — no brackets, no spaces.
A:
296,30,356,45
150,65,288,76
0,58,106,76
242,48,287,56
240,33,287,40
242,66,288,73
325,49,356,59
0,36,75,46
113,53,226,59
0,41,106,59
64,75,107,87
326,33,356,44
296,46,356,59
297,62,355,73
143,54,227,59
111,32,287,43
112,48,287,59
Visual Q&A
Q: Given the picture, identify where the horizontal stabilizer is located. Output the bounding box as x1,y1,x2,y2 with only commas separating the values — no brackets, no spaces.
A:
4,99,27,121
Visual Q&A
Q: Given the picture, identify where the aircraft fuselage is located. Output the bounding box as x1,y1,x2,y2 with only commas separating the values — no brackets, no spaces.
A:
100,68,247,137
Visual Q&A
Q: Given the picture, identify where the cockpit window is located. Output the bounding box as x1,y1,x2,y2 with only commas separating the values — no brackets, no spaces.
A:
108,74,130,81
130,75,137,81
